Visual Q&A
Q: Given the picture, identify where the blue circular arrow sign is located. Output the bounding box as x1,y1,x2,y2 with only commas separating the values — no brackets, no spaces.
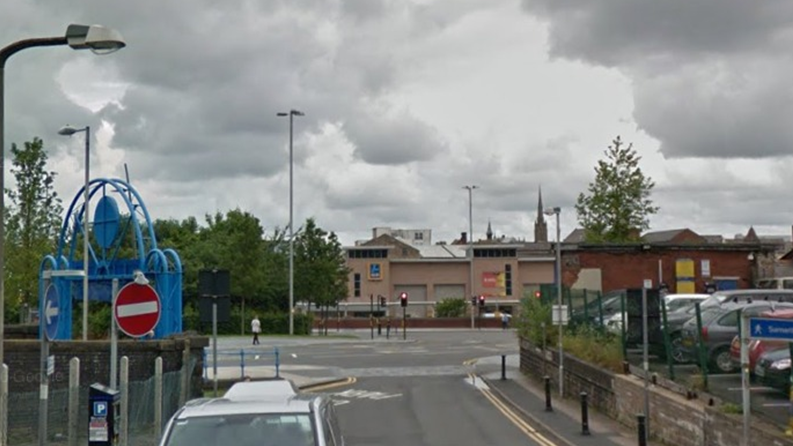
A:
44,284,60,341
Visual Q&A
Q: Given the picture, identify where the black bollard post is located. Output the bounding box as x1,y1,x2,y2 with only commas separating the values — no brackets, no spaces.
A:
500,355,506,381
544,376,552,412
637,414,647,446
580,392,590,436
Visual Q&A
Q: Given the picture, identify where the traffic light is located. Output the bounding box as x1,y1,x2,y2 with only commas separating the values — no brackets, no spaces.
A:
471,296,477,306
534,290,541,299
379,295,387,307
399,292,408,307
478,295,485,307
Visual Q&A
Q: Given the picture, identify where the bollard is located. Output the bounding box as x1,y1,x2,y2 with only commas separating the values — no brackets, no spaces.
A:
501,355,506,381
580,392,590,435
637,414,647,446
544,376,553,412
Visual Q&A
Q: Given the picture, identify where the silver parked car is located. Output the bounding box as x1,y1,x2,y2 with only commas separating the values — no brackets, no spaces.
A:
680,301,793,373
159,379,345,446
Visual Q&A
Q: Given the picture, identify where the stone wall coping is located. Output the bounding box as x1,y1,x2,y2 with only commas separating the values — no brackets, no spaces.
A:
4,335,209,353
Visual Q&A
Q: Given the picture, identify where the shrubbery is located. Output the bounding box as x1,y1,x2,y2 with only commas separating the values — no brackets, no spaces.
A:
515,296,623,372
435,298,467,317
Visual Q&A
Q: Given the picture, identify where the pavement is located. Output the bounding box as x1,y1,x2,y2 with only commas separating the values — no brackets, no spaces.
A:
483,367,663,446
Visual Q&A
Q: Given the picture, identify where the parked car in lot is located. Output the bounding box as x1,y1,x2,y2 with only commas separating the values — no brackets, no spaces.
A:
755,348,791,393
679,301,793,373
729,308,793,375
159,379,345,446
664,294,710,313
699,289,793,309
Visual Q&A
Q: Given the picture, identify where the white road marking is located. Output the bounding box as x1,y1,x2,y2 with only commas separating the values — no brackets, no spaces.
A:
117,301,158,318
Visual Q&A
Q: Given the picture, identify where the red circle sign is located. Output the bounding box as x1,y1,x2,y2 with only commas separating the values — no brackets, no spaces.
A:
113,282,161,338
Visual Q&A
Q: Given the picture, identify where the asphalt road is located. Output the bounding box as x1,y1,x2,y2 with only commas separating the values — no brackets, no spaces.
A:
320,375,551,446
204,330,558,445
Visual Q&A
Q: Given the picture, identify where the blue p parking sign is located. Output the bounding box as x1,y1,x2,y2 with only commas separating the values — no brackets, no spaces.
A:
93,401,108,417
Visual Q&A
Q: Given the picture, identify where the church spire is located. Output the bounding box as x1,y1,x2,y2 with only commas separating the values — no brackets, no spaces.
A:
486,220,493,240
534,186,548,242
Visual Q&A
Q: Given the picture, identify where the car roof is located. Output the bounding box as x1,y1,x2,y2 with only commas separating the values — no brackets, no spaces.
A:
224,379,299,400
714,289,793,296
175,380,324,419
664,294,710,300
760,308,793,318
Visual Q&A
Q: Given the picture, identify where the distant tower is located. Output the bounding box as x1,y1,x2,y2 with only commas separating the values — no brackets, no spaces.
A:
534,186,548,242
486,221,494,241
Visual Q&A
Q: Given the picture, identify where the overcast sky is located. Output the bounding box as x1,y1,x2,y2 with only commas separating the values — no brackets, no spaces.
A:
2,0,792,247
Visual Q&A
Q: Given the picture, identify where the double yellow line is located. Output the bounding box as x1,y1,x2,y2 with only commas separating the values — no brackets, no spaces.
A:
464,358,557,446
303,376,357,392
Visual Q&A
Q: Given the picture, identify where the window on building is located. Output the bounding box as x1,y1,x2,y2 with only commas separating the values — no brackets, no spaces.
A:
354,273,361,297
505,264,512,296
414,232,424,240
474,248,517,258
348,249,388,259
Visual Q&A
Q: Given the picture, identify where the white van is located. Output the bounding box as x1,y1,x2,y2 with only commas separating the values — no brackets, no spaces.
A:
755,277,793,290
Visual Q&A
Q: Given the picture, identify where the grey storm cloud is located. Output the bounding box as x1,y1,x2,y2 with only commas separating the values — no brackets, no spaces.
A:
522,0,793,159
345,112,448,165
3,0,467,184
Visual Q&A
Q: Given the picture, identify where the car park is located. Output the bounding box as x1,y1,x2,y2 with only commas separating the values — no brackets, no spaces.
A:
729,308,793,375
663,293,710,313
755,348,791,393
698,289,793,309
680,301,793,373
159,379,345,446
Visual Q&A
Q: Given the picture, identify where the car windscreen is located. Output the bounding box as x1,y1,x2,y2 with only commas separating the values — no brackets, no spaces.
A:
666,299,697,313
163,413,315,446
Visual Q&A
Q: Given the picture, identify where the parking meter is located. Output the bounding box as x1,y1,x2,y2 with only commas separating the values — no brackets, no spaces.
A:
88,383,120,445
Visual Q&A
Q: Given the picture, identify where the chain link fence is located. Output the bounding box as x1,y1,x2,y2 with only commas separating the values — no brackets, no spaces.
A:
6,356,196,446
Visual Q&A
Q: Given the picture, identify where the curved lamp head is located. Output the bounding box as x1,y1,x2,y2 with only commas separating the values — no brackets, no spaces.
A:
58,125,87,136
543,207,561,216
66,24,125,54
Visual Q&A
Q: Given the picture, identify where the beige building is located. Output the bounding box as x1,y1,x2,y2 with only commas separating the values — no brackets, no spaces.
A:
343,228,556,318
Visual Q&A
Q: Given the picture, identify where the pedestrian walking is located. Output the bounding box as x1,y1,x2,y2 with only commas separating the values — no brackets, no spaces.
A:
251,315,261,345
501,312,509,330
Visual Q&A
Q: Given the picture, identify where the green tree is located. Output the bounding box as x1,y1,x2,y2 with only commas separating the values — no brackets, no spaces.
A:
294,218,349,309
575,136,658,242
5,138,63,319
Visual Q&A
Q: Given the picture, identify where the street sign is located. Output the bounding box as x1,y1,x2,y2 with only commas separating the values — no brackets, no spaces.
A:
748,317,793,341
113,282,161,338
47,355,55,376
43,284,60,341
551,305,569,326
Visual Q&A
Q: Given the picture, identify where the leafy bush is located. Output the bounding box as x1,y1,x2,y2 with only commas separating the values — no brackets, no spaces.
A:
435,298,467,317
563,324,623,372
515,296,552,346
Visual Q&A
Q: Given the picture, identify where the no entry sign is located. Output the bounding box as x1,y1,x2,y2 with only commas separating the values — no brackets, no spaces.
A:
113,282,161,338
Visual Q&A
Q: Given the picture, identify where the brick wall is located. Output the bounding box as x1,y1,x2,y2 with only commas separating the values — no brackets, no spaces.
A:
520,337,793,446
5,335,209,394
562,248,758,292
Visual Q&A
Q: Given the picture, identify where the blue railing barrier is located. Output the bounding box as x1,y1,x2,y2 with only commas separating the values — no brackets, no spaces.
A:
203,347,280,381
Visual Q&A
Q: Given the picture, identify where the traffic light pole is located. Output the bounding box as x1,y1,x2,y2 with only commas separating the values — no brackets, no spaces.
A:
403,306,407,340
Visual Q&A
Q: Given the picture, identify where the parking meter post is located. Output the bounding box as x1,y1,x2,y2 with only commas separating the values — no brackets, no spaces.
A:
740,312,750,446
580,392,590,435
661,297,674,381
544,376,552,412
637,414,647,446
694,302,708,391
155,357,163,440
501,355,506,381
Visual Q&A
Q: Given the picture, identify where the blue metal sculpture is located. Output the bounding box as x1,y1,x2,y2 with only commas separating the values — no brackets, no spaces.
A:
39,178,183,339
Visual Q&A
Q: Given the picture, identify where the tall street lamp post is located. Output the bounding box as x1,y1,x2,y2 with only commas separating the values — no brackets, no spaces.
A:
58,125,90,341
544,206,563,395
277,109,304,335
0,24,125,365
463,185,478,329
